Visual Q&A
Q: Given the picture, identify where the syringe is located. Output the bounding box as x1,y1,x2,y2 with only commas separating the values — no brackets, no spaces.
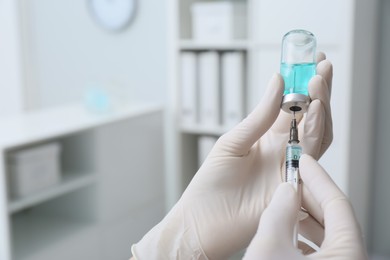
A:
285,114,302,247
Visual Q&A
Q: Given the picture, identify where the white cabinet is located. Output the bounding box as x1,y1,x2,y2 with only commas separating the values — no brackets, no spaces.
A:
166,0,378,241
0,104,165,260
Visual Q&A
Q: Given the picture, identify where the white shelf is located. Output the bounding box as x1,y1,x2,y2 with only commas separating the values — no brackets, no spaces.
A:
8,172,96,214
181,124,227,136
0,103,163,150
12,213,97,260
179,40,250,50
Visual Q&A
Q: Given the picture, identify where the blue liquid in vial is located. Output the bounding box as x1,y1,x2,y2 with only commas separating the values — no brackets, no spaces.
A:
280,63,316,96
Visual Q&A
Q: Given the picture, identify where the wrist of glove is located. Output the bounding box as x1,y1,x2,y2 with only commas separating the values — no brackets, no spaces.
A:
131,203,208,260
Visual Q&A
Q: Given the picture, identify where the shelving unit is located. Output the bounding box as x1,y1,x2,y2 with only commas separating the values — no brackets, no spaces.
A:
0,103,162,148
0,103,165,260
179,40,250,51
180,124,227,136
8,172,95,214
166,0,378,244
12,206,98,260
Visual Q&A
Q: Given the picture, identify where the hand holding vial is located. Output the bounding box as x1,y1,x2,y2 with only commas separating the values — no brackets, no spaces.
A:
244,155,367,260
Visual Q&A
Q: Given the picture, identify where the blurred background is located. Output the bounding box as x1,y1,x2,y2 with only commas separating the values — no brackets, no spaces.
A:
0,0,388,259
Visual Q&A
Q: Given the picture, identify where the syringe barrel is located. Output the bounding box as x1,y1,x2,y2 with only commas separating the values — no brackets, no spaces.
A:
285,142,301,186
285,141,302,248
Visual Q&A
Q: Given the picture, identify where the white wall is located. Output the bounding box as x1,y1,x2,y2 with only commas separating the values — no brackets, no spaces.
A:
370,0,390,257
347,0,379,239
0,0,24,115
19,0,167,109
0,1,168,259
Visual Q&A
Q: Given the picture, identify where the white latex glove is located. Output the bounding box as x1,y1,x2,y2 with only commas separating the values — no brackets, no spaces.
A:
244,154,367,260
131,55,333,260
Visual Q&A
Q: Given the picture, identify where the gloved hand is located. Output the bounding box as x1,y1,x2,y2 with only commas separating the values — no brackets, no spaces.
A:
244,154,367,260
131,55,333,260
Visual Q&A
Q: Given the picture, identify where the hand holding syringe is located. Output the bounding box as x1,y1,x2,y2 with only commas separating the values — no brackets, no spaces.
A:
285,113,309,246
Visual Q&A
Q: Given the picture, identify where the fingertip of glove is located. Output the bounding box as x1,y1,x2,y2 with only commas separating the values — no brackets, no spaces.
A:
308,75,327,98
308,99,323,112
305,99,325,124
317,60,333,79
131,245,139,260
316,52,326,62
272,183,299,214
277,182,296,197
300,154,315,164
309,74,324,86
268,73,284,94
260,73,284,108
317,59,333,71
299,154,324,180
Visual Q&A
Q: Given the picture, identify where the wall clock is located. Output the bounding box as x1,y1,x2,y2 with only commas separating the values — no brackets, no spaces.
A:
88,0,137,32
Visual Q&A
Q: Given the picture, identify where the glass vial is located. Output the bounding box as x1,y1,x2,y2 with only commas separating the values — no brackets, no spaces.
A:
280,29,316,113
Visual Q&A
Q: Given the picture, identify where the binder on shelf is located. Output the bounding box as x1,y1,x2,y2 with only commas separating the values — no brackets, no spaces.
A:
180,52,198,126
198,136,218,167
221,51,245,129
198,51,220,127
